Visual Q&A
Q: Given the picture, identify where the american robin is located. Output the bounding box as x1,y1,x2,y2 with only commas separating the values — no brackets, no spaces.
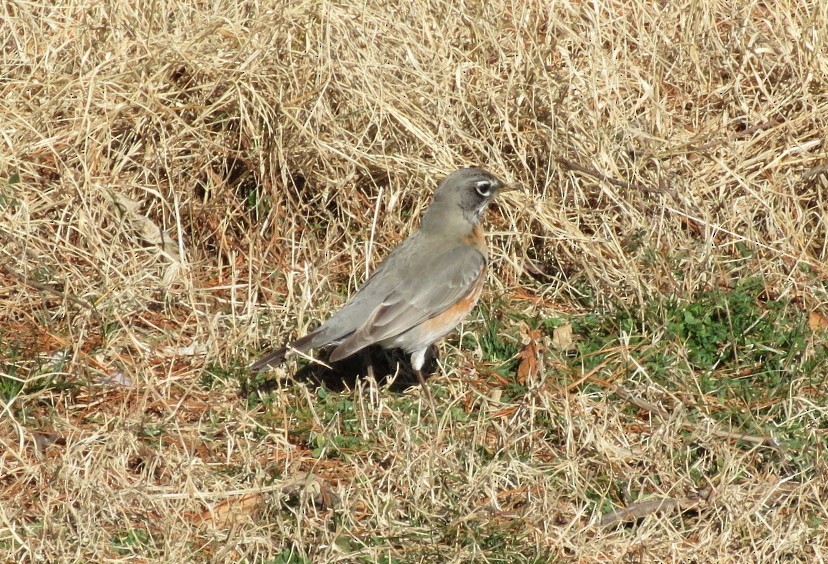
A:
251,167,508,391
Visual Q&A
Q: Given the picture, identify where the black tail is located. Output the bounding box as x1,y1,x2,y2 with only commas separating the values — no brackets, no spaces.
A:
249,346,288,372
249,332,324,372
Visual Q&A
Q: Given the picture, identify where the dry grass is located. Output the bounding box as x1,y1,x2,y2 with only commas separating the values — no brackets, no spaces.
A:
2,0,828,561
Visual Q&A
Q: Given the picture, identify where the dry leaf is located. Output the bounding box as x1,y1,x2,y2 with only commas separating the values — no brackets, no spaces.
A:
551,323,575,352
95,370,135,388
517,327,542,385
111,192,182,262
809,310,828,332
192,493,263,527
281,472,341,510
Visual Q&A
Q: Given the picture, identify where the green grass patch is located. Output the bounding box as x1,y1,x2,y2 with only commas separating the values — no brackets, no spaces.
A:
573,276,819,383
570,276,827,429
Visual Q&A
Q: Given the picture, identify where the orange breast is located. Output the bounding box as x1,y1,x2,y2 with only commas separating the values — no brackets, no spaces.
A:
463,223,488,257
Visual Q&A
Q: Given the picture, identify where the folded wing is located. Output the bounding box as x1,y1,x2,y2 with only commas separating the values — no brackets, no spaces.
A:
329,244,486,361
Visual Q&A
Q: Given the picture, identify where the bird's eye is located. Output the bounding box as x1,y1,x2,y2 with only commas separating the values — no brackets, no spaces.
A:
475,180,492,197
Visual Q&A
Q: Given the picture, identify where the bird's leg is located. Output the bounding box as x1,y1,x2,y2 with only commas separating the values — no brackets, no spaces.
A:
415,369,437,421
411,349,437,420
362,348,375,381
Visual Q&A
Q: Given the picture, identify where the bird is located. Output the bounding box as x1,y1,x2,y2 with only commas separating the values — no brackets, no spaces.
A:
250,167,508,395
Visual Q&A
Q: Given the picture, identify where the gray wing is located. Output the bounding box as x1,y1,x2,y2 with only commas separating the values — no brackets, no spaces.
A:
328,244,486,361
291,235,422,350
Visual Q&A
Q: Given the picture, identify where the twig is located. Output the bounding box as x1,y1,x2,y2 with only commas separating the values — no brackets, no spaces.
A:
692,115,785,152
612,384,782,450
554,156,666,196
599,488,713,527
0,263,95,311
611,384,669,418
802,162,828,182
663,206,822,272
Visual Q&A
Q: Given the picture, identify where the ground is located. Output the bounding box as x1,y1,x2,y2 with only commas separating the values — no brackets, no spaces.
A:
2,0,828,561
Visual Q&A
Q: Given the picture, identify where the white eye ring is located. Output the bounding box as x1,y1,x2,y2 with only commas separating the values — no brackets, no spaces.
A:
475,180,492,197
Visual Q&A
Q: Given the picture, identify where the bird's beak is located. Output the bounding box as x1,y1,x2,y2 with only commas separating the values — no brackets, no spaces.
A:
498,182,518,193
